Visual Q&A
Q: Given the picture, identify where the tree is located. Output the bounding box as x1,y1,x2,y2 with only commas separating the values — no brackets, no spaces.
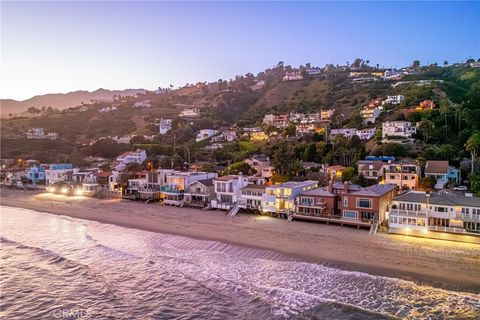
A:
469,172,480,197
228,162,252,175
439,99,449,137
465,132,480,174
412,60,421,69
419,120,434,143
341,167,355,182
283,123,296,137
304,143,317,162
443,60,449,67
271,141,295,175
419,176,437,191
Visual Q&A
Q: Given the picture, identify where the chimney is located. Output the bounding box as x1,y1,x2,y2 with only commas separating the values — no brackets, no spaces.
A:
327,180,333,193
343,181,349,194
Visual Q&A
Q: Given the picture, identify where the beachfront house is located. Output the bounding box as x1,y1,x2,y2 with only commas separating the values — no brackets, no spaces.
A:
162,171,218,206
342,183,398,226
388,190,480,237
261,180,318,216
45,164,77,185
183,178,215,208
238,184,267,211
294,181,338,218
211,173,250,210
94,171,120,192
24,165,46,184
424,161,460,190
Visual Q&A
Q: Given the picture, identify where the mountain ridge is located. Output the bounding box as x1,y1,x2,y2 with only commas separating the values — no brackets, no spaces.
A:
0,88,146,118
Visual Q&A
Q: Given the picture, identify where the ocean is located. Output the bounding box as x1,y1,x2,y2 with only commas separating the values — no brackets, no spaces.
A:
1,206,479,319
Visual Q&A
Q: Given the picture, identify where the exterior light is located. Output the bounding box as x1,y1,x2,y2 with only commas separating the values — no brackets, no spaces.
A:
75,189,83,196
61,187,68,194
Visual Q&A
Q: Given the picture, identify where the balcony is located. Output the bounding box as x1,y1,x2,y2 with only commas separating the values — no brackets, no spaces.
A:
160,186,184,194
389,208,426,218
295,200,326,209
456,213,480,222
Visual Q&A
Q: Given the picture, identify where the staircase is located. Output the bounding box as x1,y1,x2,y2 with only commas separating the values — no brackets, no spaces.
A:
369,221,379,235
227,203,240,217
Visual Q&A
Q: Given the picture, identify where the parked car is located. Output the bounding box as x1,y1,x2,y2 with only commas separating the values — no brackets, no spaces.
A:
453,186,468,191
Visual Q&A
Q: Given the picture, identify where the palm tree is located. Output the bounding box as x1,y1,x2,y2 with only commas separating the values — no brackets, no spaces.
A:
439,99,449,137
419,120,434,143
465,133,480,174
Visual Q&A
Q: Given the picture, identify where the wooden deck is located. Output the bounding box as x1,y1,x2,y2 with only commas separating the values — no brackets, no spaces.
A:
291,214,373,228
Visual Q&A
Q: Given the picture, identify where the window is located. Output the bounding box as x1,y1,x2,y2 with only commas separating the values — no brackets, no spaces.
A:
343,211,357,219
343,198,349,207
357,198,372,209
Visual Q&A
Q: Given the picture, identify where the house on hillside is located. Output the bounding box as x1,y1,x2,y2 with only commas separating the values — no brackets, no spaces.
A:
263,114,289,128
283,71,303,81
99,106,117,113
424,161,460,189
158,118,172,134
115,149,147,171
196,129,219,142
382,95,405,105
382,121,416,141
357,160,384,180
133,100,152,108
416,100,436,111
329,128,357,139
179,107,200,118
360,105,382,124
383,161,421,190
26,128,58,140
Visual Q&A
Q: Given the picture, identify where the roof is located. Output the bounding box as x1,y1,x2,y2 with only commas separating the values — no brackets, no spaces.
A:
214,175,240,181
95,172,112,177
394,190,480,207
192,178,214,187
349,183,397,197
270,180,318,188
357,160,384,171
299,187,336,197
425,161,449,174
242,184,267,191
332,181,362,192
327,165,346,171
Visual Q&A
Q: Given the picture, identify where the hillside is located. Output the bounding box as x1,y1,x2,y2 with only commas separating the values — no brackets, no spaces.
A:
1,62,479,169
0,88,145,118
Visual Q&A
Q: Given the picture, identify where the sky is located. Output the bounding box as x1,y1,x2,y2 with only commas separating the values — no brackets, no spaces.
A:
1,1,479,100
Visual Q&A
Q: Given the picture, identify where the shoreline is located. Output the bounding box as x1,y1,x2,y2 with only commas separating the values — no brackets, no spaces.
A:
1,188,480,293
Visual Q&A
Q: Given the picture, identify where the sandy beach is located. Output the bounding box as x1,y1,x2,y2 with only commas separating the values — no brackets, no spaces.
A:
1,188,479,293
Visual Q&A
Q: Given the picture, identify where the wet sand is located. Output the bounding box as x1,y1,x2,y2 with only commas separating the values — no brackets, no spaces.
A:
1,188,479,293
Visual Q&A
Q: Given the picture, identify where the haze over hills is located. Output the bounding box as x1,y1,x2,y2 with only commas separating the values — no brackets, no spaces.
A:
0,88,146,118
